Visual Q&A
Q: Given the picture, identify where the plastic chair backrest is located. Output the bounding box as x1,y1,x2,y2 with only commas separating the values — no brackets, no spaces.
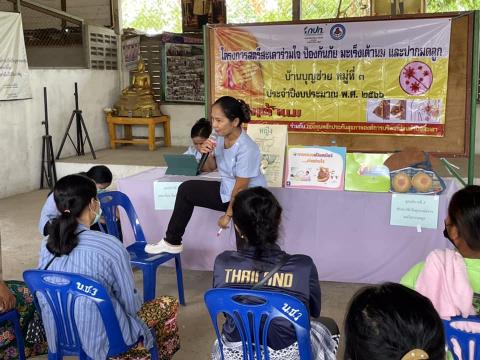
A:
204,288,313,360
98,191,146,243
0,309,26,360
23,269,131,357
443,316,480,360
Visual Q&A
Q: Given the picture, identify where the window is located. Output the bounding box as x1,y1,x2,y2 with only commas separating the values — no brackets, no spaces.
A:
301,0,339,19
122,0,182,34
426,0,480,12
226,0,292,23
120,0,480,34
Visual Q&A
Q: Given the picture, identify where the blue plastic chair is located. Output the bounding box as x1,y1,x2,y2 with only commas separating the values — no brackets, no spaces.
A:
204,288,313,360
0,309,26,360
444,315,480,360
23,269,158,360
98,191,185,305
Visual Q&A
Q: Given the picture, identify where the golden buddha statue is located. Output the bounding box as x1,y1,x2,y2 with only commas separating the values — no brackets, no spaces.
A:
113,58,162,117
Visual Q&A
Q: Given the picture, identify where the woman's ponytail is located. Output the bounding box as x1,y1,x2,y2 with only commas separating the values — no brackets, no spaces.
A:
237,99,251,124
46,174,97,256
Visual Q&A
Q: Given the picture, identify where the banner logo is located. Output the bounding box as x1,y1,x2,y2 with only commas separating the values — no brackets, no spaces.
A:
330,24,346,40
304,25,324,36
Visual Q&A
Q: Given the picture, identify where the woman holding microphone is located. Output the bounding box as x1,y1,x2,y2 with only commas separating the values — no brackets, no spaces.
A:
146,96,266,254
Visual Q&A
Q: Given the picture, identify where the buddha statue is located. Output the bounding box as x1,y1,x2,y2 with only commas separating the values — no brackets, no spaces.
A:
113,58,162,117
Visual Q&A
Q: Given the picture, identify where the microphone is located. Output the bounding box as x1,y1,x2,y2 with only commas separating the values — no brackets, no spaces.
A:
197,132,217,173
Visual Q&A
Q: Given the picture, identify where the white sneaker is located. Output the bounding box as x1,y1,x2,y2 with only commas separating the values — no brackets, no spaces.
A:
144,239,183,254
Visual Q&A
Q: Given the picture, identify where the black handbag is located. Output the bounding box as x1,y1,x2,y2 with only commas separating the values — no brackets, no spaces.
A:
25,312,47,344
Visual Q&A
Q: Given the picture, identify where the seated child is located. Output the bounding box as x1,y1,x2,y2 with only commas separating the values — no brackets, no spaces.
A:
344,282,445,360
184,117,212,161
401,185,480,318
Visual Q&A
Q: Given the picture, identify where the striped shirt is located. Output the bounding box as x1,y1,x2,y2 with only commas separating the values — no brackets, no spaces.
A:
38,193,59,235
38,224,152,359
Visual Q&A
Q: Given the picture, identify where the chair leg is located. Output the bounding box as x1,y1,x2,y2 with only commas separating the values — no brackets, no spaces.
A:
175,255,186,305
11,311,26,360
149,344,159,360
143,266,157,302
163,118,172,147
148,122,156,151
48,352,60,360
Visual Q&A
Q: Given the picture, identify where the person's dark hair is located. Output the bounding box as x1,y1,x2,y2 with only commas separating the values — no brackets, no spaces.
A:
448,185,480,251
86,165,112,185
344,282,445,360
232,187,282,255
191,118,212,139
47,174,97,256
213,96,251,126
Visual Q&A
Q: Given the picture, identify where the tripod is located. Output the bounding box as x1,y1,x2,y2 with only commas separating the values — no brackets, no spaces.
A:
40,87,57,189
56,82,96,160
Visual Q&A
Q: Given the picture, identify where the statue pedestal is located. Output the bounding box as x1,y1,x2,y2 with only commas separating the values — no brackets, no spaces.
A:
106,114,171,151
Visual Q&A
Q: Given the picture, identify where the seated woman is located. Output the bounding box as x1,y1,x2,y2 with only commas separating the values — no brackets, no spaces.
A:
0,235,48,359
344,282,445,360
37,174,179,359
38,165,113,236
212,187,339,360
401,185,480,318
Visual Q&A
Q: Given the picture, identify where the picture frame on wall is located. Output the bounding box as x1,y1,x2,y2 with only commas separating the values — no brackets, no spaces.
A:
181,0,226,33
163,43,205,103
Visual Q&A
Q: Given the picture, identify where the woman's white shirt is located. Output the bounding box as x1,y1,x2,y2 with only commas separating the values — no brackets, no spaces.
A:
214,130,267,203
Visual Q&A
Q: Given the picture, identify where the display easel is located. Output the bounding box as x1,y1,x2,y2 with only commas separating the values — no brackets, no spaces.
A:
40,87,57,189
56,82,96,160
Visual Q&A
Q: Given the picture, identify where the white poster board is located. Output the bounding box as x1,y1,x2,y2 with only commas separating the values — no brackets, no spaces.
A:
0,12,31,100
247,124,288,187
154,181,182,210
390,193,439,230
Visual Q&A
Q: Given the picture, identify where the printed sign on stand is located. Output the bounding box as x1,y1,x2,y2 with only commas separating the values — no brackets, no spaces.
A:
154,181,182,210
390,193,439,230
285,146,346,190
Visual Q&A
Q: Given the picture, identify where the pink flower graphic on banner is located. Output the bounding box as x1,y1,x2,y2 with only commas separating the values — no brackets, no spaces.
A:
399,61,433,95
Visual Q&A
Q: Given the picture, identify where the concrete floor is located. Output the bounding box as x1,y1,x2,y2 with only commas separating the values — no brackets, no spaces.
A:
0,187,365,359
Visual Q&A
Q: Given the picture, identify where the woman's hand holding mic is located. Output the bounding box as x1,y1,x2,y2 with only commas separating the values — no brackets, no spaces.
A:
200,133,217,154
198,133,218,173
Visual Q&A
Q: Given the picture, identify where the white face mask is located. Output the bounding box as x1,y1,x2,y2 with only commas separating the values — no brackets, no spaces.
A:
91,200,102,226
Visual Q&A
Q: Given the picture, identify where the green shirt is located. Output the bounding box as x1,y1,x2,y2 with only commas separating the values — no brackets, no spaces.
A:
400,257,480,313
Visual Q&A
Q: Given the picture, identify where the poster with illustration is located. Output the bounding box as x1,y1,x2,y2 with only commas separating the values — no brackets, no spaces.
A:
247,124,288,187
366,98,441,124
345,153,391,192
285,146,346,190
